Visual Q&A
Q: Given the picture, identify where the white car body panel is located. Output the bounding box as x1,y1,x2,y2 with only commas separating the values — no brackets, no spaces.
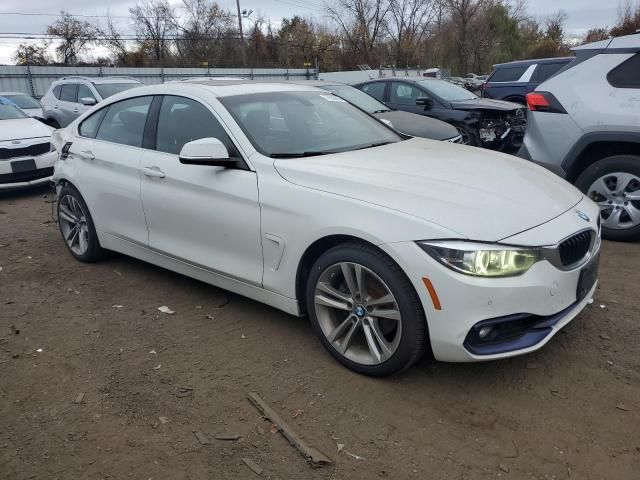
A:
53,81,601,363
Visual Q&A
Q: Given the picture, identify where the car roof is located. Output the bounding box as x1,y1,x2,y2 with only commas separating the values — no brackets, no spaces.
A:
54,76,141,85
0,91,28,95
492,57,574,68
573,31,640,51
112,80,325,99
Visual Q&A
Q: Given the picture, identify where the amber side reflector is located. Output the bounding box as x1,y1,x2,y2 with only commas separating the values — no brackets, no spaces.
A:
422,277,442,310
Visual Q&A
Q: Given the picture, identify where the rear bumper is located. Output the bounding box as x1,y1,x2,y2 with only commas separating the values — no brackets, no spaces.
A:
517,144,567,178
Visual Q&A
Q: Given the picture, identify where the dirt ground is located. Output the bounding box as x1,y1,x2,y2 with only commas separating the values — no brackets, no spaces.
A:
1,186,638,480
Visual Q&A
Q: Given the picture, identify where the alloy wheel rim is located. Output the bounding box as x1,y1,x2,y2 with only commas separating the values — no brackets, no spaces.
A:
587,172,640,230
313,262,402,365
58,195,90,255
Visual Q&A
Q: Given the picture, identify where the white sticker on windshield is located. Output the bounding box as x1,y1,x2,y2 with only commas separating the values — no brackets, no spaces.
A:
319,94,347,103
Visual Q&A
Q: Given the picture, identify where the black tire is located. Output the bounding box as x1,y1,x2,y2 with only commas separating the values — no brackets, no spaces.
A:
575,155,640,242
454,124,479,147
305,242,428,376
57,184,106,262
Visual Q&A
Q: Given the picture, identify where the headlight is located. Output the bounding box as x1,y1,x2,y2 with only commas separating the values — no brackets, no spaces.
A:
417,241,543,277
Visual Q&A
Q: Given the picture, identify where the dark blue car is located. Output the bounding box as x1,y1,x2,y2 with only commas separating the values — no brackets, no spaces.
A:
481,57,573,104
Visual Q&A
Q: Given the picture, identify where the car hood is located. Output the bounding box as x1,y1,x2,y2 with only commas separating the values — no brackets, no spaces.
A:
273,138,583,241
0,118,53,142
373,111,458,141
450,97,522,111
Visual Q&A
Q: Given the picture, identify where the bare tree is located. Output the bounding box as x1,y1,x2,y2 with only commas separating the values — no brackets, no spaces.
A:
46,11,97,65
387,0,436,66
326,0,392,63
174,0,236,66
12,42,52,65
129,0,177,65
97,14,130,66
446,0,484,74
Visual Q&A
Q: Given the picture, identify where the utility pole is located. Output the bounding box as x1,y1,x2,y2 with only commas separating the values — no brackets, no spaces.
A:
235,0,247,67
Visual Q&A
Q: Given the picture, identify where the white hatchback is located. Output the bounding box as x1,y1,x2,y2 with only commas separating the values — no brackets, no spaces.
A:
52,81,601,376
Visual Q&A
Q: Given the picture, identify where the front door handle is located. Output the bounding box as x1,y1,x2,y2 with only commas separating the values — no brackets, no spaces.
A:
78,150,95,160
142,166,166,178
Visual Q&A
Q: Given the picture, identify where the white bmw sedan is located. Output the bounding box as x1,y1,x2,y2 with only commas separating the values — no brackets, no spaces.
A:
52,81,601,376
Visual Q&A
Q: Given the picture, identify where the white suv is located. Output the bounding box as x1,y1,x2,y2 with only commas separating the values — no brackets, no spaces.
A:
52,80,600,376
41,76,142,128
519,32,640,241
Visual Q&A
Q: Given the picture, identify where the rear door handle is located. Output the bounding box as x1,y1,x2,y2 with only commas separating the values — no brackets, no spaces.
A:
77,150,95,160
73,108,79,113
142,166,166,178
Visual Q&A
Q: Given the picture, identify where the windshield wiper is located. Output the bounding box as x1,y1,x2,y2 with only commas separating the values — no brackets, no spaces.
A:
353,141,395,151
270,151,335,158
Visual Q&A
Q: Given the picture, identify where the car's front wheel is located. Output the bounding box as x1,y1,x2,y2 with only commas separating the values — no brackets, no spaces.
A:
305,242,428,376
576,155,640,241
57,184,105,262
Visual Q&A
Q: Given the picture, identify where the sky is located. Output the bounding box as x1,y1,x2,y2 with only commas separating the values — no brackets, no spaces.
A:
0,0,625,64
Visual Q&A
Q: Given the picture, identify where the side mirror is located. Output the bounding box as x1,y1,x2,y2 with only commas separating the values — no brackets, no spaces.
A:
179,137,236,167
80,97,97,106
416,97,433,110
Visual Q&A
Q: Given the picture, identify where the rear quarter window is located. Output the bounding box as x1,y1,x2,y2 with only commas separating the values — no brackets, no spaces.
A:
534,62,568,83
53,85,62,100
607,53,640,88
488,65,528,82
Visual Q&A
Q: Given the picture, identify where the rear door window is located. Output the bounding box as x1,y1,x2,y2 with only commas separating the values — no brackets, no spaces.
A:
488,65,528,82
60,84,78,103
607,53,640,88
95,96,153,148
360,82,386,101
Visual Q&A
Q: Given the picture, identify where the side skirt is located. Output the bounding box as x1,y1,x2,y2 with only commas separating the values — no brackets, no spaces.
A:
99,232,301,316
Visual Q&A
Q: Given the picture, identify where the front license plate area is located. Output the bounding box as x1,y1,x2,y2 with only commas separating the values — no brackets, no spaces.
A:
11,159,37,173
576,253,599,303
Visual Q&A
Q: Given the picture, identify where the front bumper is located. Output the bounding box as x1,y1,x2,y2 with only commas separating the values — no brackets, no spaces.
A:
0,151,56,191
380,199,601,362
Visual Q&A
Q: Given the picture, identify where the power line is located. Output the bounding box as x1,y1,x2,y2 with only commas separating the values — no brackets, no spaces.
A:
0,11,132,19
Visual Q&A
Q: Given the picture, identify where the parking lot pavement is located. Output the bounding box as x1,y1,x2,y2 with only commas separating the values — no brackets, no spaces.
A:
1,187,639,480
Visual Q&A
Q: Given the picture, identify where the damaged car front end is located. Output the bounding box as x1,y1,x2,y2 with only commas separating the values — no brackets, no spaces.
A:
460,104,527,151
353,78,527,152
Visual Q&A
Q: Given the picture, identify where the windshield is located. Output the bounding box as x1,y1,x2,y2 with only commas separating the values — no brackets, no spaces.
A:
220,91,402,157
418,79,477,101
2,94,41,109
320,84,390,113
0,103,28,120
94,82,141,99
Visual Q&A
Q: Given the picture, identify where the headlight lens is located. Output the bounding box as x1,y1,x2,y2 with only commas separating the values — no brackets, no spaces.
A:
418,241,543,277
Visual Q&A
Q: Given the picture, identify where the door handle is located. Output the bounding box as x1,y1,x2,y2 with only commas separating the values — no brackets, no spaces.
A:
78,150,95,160
73,108,79,113
142,166,166,178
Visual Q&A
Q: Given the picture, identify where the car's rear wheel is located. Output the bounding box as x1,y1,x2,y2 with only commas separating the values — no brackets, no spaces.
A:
57,184,105,261
305,242,428,376
575,155,640,241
